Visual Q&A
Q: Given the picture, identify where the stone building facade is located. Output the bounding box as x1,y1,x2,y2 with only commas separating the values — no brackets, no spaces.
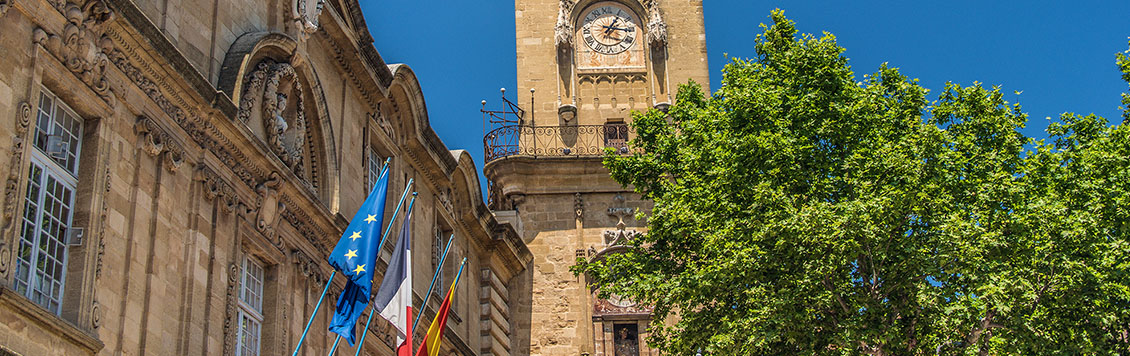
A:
0,0,530,355
485,0,708,355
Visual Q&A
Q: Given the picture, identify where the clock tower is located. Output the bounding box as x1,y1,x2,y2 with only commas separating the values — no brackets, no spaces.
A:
485,0,708,355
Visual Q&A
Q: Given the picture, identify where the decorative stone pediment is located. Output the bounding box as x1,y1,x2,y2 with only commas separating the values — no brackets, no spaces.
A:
32,0,116,105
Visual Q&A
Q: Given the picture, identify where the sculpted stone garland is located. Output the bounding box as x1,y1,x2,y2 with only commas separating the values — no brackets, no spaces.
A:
134,116,187,172
238,60,312,184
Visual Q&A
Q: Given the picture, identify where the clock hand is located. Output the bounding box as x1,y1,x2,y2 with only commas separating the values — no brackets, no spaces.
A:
603,17,620,35
601,25,633,32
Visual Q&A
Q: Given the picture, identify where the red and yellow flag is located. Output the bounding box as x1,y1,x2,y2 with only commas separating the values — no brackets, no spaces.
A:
414,278,458,356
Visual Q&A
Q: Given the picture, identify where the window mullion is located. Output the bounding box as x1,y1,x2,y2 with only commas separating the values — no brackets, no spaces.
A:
25,162,49,299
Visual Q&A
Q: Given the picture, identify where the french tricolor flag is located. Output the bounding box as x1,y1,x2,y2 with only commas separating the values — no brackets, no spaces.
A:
374,210,413,355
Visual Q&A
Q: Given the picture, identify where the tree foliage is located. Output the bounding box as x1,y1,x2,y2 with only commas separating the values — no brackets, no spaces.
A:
576,10,1130,355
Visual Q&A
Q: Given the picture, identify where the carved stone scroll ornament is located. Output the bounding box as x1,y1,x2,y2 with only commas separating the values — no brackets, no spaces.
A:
643,0,667,48
196,166,241,215
0,102,31,279
134,116,186,172
2,103,31,231
290,249,325,285
222,263,240,356
554,0,576,49
31,0,116,104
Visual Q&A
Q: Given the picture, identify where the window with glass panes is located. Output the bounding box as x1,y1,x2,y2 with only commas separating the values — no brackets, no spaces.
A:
367,147,383,192
13,88,83,315
236,256,264,356
432,224,451,299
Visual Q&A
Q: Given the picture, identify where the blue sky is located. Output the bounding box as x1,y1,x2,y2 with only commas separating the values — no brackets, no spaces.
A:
363,1,1129,193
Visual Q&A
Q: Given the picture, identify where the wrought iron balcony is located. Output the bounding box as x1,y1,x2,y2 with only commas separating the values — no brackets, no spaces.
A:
483,123,634,162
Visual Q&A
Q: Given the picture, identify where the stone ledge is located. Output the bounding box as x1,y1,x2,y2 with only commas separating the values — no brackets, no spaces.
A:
0,287,104,354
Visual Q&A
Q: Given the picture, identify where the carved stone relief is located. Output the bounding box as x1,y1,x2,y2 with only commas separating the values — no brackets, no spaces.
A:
134,116,186,172
222,262,240,356
0,0,10,17
436,187,453,215
104,27,267,189
238,59,311,182
255,172,285,241
294,0,325,34
643,0,667,48
290,249,326,284
91,163,110,329
31,0,116,105
602,228,640,247
0,102,31,279
198,166,242,214
574,192,584,220
370,103,394,139
554,0,577,49
607,193,634,230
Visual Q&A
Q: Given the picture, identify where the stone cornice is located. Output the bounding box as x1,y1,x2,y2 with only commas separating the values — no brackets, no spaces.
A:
484,156,631,196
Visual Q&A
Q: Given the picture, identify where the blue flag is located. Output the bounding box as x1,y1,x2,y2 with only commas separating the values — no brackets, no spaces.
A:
327,166,390,345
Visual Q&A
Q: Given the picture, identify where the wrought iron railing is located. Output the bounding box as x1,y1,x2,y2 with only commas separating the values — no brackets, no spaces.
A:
483,124,634,162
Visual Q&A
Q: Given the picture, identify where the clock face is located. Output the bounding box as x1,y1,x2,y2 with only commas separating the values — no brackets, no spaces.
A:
581,5,638,55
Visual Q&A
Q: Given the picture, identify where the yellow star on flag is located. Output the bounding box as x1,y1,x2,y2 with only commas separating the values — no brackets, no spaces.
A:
364,214,377,223
349,231,361,241
344,249,357,260
352,264,366,274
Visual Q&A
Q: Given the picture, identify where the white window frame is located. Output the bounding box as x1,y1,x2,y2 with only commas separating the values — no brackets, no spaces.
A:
12,88,82,315
236,255,264,356
367,147,383,193
432,226,447,299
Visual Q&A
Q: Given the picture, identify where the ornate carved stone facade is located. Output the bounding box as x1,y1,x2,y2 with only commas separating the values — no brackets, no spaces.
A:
489,0,708,354
0,0,529,355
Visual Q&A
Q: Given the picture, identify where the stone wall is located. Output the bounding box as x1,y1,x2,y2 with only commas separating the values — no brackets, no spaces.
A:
496,0,708,354
0,0,530,355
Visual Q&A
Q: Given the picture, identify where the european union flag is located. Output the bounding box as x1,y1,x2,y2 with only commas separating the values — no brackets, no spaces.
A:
327,166,390,345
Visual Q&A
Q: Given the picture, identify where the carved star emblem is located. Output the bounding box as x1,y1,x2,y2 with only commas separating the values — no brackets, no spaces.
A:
364,214,377,223
344,249,358,261
352,264,366,275
349,231,362,241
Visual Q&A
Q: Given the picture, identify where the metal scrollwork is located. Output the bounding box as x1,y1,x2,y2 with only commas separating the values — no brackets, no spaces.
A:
483,124,634,162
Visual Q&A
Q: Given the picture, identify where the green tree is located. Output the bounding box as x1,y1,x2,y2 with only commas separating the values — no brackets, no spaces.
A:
576,10,1130,355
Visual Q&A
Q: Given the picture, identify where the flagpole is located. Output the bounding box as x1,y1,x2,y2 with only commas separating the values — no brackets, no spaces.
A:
293,160,391,356
327,335,342,356
351,191,418,356
412,234,455,330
